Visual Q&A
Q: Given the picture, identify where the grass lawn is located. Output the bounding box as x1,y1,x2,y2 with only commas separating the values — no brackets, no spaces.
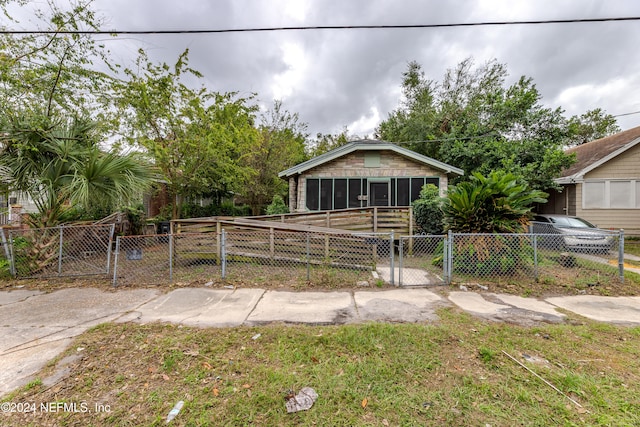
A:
3,309,639,426
624,239,640,258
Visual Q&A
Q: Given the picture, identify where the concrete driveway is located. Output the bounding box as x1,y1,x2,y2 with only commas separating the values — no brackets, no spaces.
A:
1,286,639,397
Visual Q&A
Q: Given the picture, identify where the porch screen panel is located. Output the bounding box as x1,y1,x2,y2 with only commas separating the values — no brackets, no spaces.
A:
411,178,425,203
306,179,319,210
396,178,410,206
348,179,362,208
426,177,439,189
334,179,347,209
320,179,333,210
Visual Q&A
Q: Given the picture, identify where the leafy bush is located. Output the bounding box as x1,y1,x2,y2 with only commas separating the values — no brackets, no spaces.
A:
452,235,533,276
412,184,444,235
443,170,547,233
124,206,146,236
265,195,289,215
0,257,12,279
179,202,251,219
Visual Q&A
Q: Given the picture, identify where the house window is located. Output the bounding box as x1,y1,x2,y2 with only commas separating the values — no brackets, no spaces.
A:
396,178,410,206
320,179,333,210
610,181,633,208
583,180,639,209
583,182,605,208
410,178,424,202
306,179,319,210
348,179,362,208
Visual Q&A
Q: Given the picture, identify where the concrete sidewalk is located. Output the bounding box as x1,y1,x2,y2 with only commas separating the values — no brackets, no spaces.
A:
1,286,639,397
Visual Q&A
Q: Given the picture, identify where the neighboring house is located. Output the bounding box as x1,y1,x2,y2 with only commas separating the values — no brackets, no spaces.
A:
278,139,464,212
0,192,38,225
539,126,640,233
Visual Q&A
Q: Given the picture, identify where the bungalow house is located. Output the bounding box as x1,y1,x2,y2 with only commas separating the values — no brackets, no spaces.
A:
539,126,640,233
278,139,463,212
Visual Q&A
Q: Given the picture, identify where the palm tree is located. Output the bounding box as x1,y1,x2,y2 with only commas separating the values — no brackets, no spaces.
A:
0,113,154,228
443,171,547,234
442,171,547,276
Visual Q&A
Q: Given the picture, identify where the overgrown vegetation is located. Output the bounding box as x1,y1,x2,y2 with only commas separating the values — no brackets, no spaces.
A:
377,58,619,192
443,170,547,234
411,184,444,234
3,314,639,426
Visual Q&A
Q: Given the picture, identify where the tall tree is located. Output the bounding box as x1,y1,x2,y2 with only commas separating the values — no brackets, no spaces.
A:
308,128,352,157
241,101,308,215
0,0,117,123
567,108,620,146
118,49,259,219
377,58,618,191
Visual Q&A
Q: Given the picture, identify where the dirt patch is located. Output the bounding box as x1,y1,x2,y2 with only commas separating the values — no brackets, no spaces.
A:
1,262,638,298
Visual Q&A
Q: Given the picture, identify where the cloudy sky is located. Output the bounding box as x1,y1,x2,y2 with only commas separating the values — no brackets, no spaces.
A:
10,0,640,137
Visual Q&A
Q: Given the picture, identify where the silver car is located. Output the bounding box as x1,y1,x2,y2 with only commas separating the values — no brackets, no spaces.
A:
531,215,615,252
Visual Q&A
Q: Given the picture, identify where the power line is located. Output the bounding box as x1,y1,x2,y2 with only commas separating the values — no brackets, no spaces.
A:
613,110,640,118
1,16,639,35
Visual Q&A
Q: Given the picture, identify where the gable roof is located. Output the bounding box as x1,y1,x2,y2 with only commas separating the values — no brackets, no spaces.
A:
556,126,640,184
279,139,464,178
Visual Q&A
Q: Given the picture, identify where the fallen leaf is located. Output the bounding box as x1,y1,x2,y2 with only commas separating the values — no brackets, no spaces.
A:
162,374,170,381
311,356,319,363
242,383,252,389
361,398,368,408
382,419,390,426
202,362,212,370
247,389,252,397
213,388,220,397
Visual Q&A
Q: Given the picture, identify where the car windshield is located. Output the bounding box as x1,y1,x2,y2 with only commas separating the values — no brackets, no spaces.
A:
549,217,595,228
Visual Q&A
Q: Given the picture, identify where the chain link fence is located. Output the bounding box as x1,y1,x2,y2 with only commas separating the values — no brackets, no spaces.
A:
1,222,627,289
397,229,624,287
6,224,115,279
112,230,393,287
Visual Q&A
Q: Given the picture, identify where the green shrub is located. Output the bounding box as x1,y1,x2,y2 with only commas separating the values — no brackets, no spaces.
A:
412,184,444,235
452,234,533,276
443,170,547,233
265,195,289,215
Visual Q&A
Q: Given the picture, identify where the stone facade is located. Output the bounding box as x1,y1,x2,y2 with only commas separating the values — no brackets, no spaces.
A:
293,150,450,212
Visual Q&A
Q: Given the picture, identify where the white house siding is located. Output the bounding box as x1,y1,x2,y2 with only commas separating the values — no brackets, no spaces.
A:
574,146,640,234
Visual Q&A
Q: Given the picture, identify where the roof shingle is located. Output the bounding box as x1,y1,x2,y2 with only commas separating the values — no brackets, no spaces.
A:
561,126,640,178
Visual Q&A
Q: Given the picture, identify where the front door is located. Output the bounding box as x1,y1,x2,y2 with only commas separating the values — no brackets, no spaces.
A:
369,181,389,206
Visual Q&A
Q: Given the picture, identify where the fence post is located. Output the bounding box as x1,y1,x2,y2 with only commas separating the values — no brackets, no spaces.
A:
269,227,275,262
399,236,404,286
169,232,174,282
112,237,120,287
221,229,227,279
446,230,453,284
324,234,330,260
216,221,221,264
533,233,538,281
390,231,395,286
57,226,64,275
306,232,310,281
618,229,625,283
106,224,115,274
7,230,16,277
373,207,378,232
